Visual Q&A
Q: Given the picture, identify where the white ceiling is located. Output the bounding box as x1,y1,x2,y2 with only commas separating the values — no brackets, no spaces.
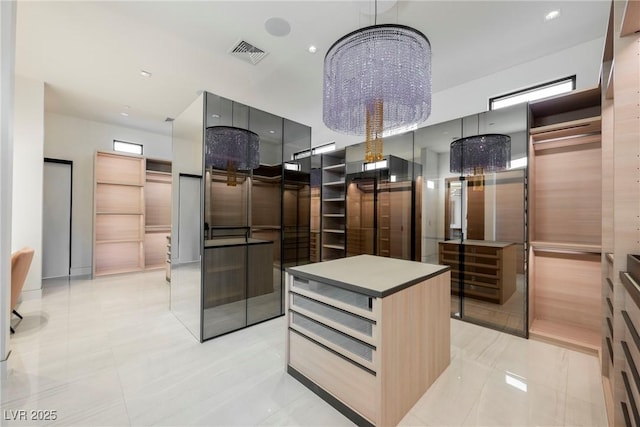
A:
15,1,610,147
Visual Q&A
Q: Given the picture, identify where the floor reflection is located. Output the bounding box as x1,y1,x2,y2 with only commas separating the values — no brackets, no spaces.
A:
451,274,525,335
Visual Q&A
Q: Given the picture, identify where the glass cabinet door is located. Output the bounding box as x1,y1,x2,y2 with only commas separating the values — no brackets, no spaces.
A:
413,106,528,336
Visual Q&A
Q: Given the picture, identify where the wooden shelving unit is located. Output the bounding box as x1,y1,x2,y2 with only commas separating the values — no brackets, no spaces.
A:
528,89,602,353
321,150,346,261
145,163,172,270
310,164,322,263
94,152,145,276
93,152,172,276
346,179,373,257
378,189,391,258
602,3,640,424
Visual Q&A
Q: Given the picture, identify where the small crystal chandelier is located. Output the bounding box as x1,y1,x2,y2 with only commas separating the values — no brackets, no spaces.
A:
205,126,260,186
449,134,511,176
323,7,432,163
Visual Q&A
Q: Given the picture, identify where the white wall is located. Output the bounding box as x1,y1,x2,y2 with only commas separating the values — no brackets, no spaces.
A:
44,112,171,276
1,0,17,367
12,75,43,294
426,38,605,128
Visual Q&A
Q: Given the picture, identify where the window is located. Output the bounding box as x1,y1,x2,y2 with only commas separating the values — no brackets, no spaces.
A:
292,142,336,160
489,76,576,110
113,140,143,155
284,162,301,171
362,159,388,171
311,142,336,155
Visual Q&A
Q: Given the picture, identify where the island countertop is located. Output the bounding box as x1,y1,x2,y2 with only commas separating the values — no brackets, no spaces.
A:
286,254,450,298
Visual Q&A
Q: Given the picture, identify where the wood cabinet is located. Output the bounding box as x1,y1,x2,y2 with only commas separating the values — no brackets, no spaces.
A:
93,151,171,276
600,4,640,424
378,181,412,259
438,240,516,304
286,255,450,427
94,152,145,276
619,256,640,426
145,165,172,270
346,179,374,256
528,89,602,353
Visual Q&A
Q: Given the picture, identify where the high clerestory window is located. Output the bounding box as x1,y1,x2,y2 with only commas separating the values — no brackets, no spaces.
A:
113,140,143,155
489,76,576,110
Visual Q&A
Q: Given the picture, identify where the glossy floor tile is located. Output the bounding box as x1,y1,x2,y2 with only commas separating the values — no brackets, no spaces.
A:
2,271,606,426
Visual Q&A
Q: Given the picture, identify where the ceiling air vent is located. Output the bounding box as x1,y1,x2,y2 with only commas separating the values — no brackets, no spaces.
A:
230,40,268,65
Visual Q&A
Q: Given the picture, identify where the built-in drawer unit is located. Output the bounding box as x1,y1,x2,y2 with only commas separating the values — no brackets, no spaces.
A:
289,277,378,373
438,240,516,304
286,255,451,427
620,255,640,427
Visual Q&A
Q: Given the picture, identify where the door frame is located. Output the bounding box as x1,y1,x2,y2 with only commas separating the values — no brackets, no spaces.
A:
43,158,73,276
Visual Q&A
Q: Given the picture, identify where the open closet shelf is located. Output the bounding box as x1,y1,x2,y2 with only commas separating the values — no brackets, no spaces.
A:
530,241,602,254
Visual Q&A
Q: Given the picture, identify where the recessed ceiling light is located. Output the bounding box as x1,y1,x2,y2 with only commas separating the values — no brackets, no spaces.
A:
545,10,560,21
211,114,220,118
269,130,276,134
308,45,317,54
120,112,129,117
140,70,152,78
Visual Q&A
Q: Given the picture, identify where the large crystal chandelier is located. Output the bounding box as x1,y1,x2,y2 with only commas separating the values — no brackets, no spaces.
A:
205,126,260,186
323,22,432,163
450,134,511,175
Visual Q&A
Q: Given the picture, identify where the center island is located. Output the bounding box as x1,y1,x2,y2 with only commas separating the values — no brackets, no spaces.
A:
285,255,451,426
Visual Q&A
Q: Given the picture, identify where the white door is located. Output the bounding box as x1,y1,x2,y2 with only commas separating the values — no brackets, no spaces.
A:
42,160,72,278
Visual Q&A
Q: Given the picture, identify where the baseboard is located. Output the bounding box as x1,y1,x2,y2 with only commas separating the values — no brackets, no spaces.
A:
70,267,91,276
1,350,11,376
20,288,42,300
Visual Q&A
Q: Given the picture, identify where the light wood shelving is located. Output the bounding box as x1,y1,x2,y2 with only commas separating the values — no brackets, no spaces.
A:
602,4,640,424
321,150,346,261
144,166,172,270
94,152,145,276
310,185,320,262
93,151,172,276
528,89,602,354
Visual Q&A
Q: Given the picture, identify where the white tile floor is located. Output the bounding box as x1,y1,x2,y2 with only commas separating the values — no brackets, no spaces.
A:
2,271,607,426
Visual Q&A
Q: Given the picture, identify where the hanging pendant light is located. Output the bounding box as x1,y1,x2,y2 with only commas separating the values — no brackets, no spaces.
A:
449,133,511,175
323,4,432,163
205,126,260,186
